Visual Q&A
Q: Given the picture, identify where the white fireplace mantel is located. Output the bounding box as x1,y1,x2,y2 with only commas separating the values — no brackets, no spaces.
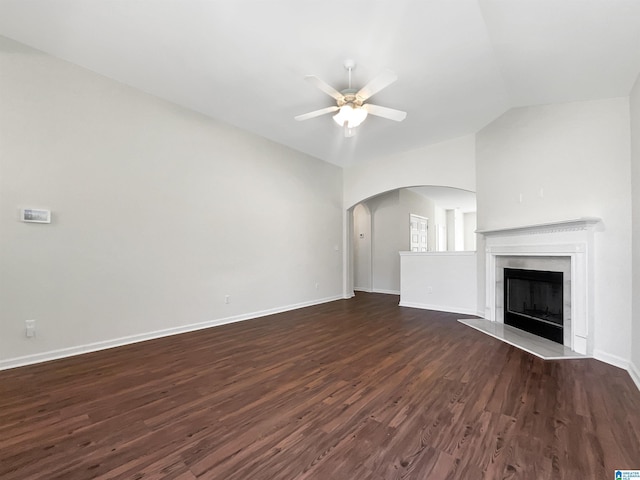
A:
477,217,601,237
479,217,601,356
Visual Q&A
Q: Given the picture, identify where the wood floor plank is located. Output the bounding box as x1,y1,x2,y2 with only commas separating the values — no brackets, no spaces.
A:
1,292,639,479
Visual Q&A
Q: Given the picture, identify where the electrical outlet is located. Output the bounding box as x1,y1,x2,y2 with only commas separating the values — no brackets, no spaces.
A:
224,295,230,304
25,319,36,338
315,282,319,290
427,287,433,294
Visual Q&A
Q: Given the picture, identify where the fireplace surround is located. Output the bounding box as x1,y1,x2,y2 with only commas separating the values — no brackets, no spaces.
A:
479,218,600,356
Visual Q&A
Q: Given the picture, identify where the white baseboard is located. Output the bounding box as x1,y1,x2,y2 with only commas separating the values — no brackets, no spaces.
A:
593,349,630,370
595,352,640,393
372,288,400,295
399,301,478,316
0,295,344,371
629,361,640,392
354,288,372,293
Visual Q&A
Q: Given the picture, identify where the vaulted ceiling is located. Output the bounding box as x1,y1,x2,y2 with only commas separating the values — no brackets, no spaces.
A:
1,0,640,167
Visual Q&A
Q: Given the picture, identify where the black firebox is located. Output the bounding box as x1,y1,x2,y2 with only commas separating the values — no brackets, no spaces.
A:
503,268,564,344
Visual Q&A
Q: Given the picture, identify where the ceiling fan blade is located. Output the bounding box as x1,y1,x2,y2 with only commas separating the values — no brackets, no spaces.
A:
364,104,407,122
356,69,398,101
304,75,344,101
295,106,339,121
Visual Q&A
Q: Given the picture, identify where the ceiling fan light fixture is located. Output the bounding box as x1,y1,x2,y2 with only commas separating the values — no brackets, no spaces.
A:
349,106,368,127
333,104,368,128
333,104,351,127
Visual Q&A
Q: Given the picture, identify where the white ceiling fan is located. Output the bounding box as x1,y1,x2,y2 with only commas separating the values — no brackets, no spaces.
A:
295,60,407,137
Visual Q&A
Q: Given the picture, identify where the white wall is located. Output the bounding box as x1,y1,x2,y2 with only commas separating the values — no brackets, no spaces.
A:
343,135,476,209
399,252,477,315
434,206,447,251
476,98,632,366
353,203,372,291
464,212,477,251
0,37,343,367
446,209,465,251
631,73,640,386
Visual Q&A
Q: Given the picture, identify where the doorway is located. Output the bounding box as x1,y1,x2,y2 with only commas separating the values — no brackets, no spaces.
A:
409,214,428,252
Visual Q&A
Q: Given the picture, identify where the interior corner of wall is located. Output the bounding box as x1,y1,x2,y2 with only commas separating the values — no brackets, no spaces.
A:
629,360,640,392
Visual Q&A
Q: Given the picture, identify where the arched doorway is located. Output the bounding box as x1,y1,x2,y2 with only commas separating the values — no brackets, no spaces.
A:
348,186,476,296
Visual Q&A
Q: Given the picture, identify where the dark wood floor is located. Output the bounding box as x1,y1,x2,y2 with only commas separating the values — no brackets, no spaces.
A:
1,293,639,480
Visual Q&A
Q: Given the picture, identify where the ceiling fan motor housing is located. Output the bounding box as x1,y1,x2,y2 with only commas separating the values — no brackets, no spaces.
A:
337,90,363,108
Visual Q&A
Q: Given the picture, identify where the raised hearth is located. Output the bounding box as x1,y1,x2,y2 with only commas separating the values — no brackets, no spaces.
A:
458,318,586,360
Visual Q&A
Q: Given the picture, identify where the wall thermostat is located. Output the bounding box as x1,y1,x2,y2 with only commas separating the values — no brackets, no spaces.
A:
21,208,51,223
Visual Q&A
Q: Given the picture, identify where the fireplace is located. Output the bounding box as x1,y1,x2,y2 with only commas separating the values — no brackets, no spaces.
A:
504,268,563,344
479,217,600,356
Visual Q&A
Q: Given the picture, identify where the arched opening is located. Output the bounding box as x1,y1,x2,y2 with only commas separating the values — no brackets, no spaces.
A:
347,186,476,297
